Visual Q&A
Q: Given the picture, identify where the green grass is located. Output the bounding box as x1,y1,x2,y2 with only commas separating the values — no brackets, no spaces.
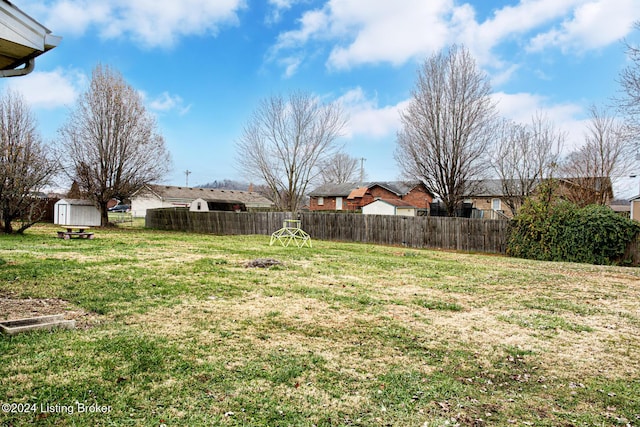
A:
1,223,639,426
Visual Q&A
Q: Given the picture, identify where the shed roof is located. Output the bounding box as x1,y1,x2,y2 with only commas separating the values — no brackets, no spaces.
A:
56,199,95,206
365,198,417,209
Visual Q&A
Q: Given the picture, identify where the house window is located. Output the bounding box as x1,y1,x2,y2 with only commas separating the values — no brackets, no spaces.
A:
336,197,343,210
318,197,324,206
492,198,501,211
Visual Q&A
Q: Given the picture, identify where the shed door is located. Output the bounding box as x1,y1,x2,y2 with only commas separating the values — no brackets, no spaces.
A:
57,204,68,225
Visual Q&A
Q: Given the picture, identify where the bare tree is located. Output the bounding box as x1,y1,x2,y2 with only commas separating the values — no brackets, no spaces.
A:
560,106,631,206
0,90,58,233
320,152,361,184
236,91,347,212
490,113,564,215
395,45,498,216
58,65,171,226
617,22,640,130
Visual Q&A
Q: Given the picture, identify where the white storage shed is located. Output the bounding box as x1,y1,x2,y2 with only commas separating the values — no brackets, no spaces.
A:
54,199,101,227
362,199,417,217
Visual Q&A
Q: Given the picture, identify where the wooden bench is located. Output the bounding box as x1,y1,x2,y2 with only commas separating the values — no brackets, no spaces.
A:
57,227,94,240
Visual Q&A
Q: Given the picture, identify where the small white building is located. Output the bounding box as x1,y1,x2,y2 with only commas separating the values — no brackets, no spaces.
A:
54,199,101,227
189,197,246,212
362,198,417,216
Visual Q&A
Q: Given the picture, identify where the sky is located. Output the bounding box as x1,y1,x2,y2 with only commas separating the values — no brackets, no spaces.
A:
2,0,640,197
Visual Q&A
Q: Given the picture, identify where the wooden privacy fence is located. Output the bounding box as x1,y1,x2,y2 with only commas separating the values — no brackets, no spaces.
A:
146,208,510,253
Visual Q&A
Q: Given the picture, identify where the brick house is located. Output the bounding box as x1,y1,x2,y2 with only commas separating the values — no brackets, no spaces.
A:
464,177,615,219
308,181,433,212
463,179,517,219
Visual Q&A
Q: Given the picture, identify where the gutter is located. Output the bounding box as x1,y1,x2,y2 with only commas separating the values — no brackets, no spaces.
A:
0,57,33,77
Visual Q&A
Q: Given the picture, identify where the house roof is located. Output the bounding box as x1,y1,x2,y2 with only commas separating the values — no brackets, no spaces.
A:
609,199,631,212
133,184,274,207
347,187,368,199
310,181,426,197
463,179,541,197
364,198,417,209
465,179,507,197
464,177,618,199
0,0,61,73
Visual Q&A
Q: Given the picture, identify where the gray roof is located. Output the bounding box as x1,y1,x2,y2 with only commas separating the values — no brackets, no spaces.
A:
309,181,424,197
465,179,508,197
463,179,540,197
135,184,274,207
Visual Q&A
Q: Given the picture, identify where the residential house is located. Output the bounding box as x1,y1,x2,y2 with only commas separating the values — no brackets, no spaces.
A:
130,184,274,217
308,181,433,212
464,177,615,218
632,195,640,222
463,179,518,219
609,199,631,218
556,177,614,207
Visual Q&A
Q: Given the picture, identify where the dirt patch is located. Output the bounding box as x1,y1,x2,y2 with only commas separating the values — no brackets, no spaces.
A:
0,292,99,330
243,258,283,268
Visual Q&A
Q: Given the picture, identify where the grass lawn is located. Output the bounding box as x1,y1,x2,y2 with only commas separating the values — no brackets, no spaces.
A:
0,223,639,426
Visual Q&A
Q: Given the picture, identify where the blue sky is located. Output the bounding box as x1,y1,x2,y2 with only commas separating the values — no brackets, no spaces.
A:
3,0,640,197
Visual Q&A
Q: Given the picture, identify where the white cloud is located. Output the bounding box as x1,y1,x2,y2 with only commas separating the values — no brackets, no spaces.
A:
266,0,299,24
337,87,409,139
326,0,455,69
272,0,640,80
36,0,246,48
140,91,191,116
528,0,640,53
491,91,587,152
274,0,457,71
1,68,85,109
337,87,590,150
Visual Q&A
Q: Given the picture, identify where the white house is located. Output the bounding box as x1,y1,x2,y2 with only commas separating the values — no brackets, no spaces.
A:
362,198,417,217
131,184,274,217
54,199,101,227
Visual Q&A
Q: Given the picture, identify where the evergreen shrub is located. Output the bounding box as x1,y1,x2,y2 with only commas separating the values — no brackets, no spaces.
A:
507,198,640,265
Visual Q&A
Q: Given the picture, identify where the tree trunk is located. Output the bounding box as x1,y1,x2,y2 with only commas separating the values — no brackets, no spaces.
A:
2,211,13,233
100,203,109,227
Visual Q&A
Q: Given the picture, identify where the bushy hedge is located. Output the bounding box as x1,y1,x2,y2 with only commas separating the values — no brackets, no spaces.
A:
507,199,640,265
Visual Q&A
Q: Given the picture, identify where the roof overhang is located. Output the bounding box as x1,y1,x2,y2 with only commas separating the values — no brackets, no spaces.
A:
0,0,60,76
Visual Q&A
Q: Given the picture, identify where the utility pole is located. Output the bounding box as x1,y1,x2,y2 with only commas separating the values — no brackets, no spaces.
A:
185,170,191,187
359,157,366,185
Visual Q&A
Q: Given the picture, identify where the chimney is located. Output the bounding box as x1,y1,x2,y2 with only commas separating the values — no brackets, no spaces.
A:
248,183,254,192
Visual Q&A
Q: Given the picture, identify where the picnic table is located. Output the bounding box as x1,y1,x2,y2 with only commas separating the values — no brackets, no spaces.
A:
57,227,94,240
270,219,312,248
